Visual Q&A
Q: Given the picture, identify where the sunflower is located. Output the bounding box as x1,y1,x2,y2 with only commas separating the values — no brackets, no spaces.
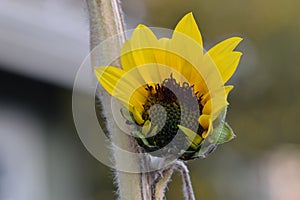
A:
95,13,242,160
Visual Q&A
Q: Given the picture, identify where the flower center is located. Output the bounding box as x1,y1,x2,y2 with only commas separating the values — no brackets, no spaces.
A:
137,75,204,160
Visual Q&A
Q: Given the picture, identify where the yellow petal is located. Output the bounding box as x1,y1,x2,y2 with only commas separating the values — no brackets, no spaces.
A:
198,114,212,129
212,52,242,83
94,66,125,95
132,106,144,125
201,122,214,138
95,66,147,111
224,85,234,95
121,25,159,71
201,85,234,106
206,37,243,83
131,24,158,48
201,99,212,116
170,26,205,86
120,41,136,70
174,12,203,47
158,13,208,91
154,38,171,80
120,14,208,95
208,37,242,55
202,131,208,138
202,97,228,119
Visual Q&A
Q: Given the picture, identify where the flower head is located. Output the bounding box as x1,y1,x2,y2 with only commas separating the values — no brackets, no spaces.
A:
95,13,242,160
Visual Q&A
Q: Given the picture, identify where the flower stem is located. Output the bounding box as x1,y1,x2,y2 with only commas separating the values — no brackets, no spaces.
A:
86,0,125,51
152,165,174,200
86,1,144,199
174,161,196,200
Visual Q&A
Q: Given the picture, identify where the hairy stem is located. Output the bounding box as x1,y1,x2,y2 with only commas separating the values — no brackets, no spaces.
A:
86,0,125,51
152,166,174,200
86,1,144,199
174,161,196,200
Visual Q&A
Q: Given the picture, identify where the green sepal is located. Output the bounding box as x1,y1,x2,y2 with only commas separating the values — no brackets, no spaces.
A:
208,122,236,145
131,130,146,139
141,120,151,136
191,122,235,159
178,125,203,150
149,125,158,137
120,108,135,124
131,130,156,149
192,143,218,159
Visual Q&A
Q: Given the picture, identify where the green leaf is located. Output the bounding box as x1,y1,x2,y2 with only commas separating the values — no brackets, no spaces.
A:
120,108,135,124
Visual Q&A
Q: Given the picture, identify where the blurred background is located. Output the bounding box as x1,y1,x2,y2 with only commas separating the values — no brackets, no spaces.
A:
1,0,300,199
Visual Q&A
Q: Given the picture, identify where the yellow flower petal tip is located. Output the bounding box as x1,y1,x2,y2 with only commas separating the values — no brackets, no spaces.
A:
202,131,209,138
136,24,148,29
175,12,202,46
225,85,234,97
